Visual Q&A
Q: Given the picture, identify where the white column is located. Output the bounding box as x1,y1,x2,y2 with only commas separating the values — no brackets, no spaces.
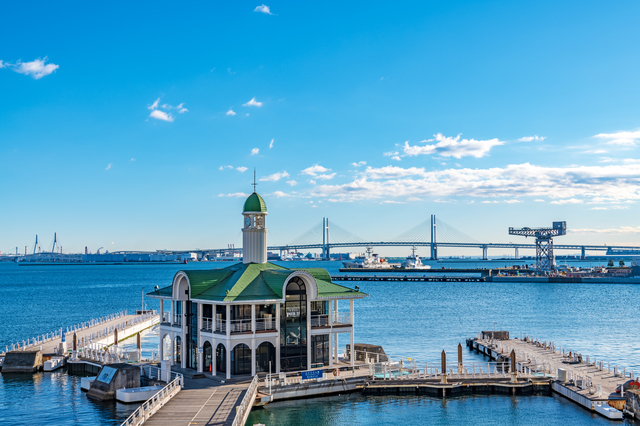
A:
212,336,217,376
275,302,281,373
251,304,256,376
333,300,339,364
328,331,334,368
160,299,164,322
328,300,333,328
350,299,355,367
306,298,312,370
197,303,203,373
170,300,175,325
181,301,186,369
226,305,231,339
159,332,164,361
226,342,231,380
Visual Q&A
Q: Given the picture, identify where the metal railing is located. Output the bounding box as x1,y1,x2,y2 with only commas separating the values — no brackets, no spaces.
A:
232,375,259,426
255,318,276,331
120,374,183,426
311,315,329,327
334,312,351,325
140,365,184,385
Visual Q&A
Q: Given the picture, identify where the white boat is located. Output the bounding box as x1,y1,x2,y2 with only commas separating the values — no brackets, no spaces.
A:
342,248,392,269
594,402,623,419
43,356,66,371
401,247,431,270
116,385,165,403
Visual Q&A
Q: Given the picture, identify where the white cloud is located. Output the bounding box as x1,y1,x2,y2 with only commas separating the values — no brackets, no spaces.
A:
383,151,399,157
352,161,367,167
105,163,112,170
251,148,260,155
403,133,504,159
584,149,607,154
236,166,248,173
309,179,317,185
243,97,263,107
594,130,640,146
571,225,640,234
226,109,236,116
269,191,291,198
149,110,174,122
518,135,546,142
178,107,188,114
253,4,273,14
301,165,330,176
269,138,274,149
549,198,583,205
304,162,640,204
380,200,405,204
316,173,336,180
4,57,59,79
503,199,521,203
534,199,545,202
148,98,160,110
286,180,297,186
260,171,289,182
219,165,234,170
391,156,402,161
130,158,136,162
218,192,249,197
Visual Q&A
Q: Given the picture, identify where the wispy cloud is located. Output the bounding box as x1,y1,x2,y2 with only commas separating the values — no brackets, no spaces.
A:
149,110,174,122
236,166,248,173
253,4,273,14
316,173,336,180
226,109,236,116
105,163,112,170
2,57,59,79
286,180,297,186
518,135,546,142
403,133,504,159
130,158,136,162
571,225,640,234
218,192,249,198
594,130,640,146
243,97,263,107
251,148,260,155
301,165,330,176
260,171,289,182
219,165,234,170
352,161,367,167
269,138,274,149
304,162,640,204
148,98,160,110
269,191,291,198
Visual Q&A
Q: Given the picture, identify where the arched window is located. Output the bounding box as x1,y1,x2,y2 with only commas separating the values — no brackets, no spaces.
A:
280,277,307,371
203,341,213,373
175,336,182,364
216,343,226,373
256,342,276,373
232,344,251,375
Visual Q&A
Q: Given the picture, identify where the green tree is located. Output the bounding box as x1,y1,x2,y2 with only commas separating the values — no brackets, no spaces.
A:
608,259,614,267
620,260,625,267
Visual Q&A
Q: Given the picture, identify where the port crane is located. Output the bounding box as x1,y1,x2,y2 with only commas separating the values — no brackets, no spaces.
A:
509,221,566,274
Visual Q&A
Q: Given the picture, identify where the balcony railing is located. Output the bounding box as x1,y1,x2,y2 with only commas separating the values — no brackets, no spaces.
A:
311,315,329,327
312,313,351,327
202,317,213,332
334,312,351,325
161,312,171,324
255,318,276,331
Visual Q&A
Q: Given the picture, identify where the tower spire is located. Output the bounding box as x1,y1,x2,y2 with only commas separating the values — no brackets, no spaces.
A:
252,168,258,193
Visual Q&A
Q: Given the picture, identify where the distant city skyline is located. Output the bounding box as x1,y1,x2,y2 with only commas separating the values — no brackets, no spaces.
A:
2,1,640,256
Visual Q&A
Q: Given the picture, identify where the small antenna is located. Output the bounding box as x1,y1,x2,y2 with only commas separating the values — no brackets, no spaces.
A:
252,168,258,192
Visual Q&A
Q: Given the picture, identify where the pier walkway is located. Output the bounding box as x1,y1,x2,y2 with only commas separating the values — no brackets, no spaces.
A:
142,376,249,426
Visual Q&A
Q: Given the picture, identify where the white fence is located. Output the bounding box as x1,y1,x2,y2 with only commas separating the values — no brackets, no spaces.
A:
2,310,128,355
120,373,184,426
232,375,259,426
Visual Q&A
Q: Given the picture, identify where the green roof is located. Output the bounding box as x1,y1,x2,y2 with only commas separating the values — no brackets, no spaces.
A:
243,192,267,213
147,262,368,302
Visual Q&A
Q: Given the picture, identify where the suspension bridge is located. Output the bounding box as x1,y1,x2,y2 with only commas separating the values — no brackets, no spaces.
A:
175,216,640,261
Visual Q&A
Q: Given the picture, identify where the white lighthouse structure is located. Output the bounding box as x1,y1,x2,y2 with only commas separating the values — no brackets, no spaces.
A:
242,192,268,264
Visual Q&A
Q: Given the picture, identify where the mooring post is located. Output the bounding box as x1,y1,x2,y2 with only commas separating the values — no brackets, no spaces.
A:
458,343,463,370
441,350,447,384
510,350,518,382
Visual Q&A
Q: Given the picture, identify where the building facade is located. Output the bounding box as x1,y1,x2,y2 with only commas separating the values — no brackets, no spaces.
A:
148,192,367,379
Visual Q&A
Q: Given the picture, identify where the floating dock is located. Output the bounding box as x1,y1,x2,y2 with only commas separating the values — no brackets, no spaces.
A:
332,275,485,282
468,333,630,419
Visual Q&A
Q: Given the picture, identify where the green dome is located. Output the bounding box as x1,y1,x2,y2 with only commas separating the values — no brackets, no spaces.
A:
244,192,267,213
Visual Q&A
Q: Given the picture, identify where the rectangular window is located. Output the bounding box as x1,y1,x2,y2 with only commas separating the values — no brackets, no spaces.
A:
312,334,329,366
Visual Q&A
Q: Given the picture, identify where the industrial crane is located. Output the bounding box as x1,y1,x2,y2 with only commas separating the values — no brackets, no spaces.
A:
509,222,566,274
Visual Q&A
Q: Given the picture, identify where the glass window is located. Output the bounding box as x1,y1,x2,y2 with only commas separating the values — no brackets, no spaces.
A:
280,277,308,372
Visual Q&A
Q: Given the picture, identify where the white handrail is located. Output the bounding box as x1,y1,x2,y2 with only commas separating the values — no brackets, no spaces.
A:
120,374,183,426
232,375,259,426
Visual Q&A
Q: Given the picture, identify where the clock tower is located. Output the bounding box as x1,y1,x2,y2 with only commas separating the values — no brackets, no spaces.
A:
242,192,268,264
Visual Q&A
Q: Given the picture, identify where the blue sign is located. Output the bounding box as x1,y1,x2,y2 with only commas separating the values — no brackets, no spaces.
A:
301,369,323,381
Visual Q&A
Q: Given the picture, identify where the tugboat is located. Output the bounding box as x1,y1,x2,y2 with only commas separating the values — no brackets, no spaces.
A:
400,247,431,269
342,247,392,269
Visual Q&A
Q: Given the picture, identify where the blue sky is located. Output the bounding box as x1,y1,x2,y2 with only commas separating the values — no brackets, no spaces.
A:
2,1,640,256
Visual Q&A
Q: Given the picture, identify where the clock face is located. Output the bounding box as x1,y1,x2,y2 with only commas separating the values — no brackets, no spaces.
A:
245,217,251,226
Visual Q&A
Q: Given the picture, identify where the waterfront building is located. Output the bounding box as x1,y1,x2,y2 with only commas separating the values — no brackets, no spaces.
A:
148,191,367,379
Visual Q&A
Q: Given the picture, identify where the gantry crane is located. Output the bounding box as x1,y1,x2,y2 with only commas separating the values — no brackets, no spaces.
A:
509,222,566,274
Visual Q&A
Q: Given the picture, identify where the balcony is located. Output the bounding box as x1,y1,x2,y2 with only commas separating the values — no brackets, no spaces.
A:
311,313,351,328
201,317,277,334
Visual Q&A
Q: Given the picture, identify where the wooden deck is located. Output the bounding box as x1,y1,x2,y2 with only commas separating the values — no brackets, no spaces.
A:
143,377,249,426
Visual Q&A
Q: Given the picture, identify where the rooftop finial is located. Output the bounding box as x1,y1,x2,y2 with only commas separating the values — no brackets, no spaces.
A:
252,168,258,193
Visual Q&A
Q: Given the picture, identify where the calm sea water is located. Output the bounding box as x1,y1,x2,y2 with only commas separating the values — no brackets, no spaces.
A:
0,260,638,425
